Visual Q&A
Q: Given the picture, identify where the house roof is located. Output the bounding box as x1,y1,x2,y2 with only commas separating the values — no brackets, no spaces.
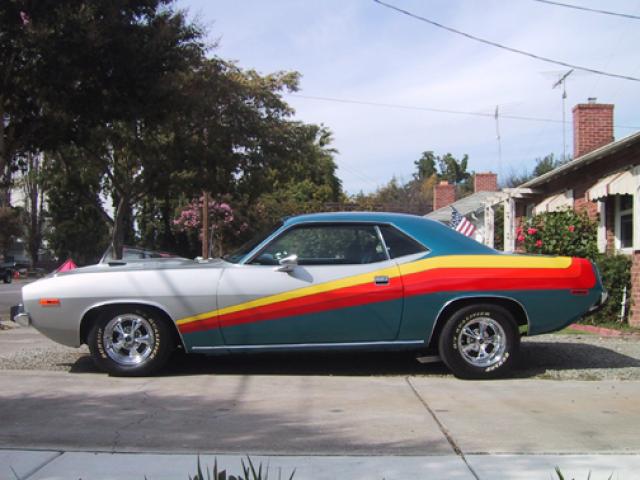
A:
425,191,497,222
521,130,640,188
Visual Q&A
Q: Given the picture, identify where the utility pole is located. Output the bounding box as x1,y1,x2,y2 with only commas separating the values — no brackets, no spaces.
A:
201,191,209,258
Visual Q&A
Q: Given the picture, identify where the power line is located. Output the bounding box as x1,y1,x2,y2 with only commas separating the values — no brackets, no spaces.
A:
372,0,640,82
531,0,640,20
288,93,640,129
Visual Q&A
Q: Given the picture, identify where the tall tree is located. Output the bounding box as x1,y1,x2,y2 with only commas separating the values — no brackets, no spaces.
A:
45,155,110,265
503,153,569,187
413,151,437,181
3,0,206,257
16,153,47,267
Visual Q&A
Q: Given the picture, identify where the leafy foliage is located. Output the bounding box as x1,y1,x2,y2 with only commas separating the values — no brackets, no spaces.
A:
44,155,111,265
589,254,632,325
352,151,470,214
517,209,598,260
504,154,569,187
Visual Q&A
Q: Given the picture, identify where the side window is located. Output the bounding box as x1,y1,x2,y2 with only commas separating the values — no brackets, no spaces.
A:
252,224,388,265
379,225,427,259
616,194,633,251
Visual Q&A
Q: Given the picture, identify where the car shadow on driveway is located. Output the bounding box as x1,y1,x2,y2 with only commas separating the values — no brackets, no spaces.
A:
65,340,640,379
514,340,640,378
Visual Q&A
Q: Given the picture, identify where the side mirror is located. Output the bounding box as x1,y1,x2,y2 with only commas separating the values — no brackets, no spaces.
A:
275,254,298,273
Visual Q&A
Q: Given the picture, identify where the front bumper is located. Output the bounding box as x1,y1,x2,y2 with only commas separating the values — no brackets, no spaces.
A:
11,304,31,327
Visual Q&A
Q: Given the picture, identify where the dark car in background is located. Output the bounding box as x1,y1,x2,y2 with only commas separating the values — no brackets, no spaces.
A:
0,262,15,284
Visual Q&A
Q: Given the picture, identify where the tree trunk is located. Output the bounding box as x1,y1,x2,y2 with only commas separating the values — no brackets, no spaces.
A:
26,154,43,268
112,196,127,260
0,98,8,207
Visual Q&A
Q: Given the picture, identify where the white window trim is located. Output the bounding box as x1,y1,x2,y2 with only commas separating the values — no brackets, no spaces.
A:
614,195,634,254
634,165,640,251
597,200,606,253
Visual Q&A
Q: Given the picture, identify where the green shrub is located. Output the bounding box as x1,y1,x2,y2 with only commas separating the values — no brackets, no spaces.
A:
587,254,632,326
517,209,598,260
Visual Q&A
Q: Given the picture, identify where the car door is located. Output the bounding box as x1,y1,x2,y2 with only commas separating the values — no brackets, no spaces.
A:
216,223,404,346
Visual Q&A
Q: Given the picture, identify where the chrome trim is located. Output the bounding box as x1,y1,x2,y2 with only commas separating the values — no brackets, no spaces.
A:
427,295,531,346
192,339,424,351
14,312,31,327
374,225,392,261
587,290,609,314
378,223,431,257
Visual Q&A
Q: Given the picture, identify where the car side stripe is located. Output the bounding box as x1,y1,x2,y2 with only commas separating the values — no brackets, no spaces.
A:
176,255,582,334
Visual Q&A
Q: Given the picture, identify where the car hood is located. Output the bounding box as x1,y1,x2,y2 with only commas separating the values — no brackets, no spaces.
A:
51,257,229,277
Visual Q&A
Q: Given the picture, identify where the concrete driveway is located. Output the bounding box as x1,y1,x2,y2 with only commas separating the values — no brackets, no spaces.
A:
1,369,640,455
2,281,640,478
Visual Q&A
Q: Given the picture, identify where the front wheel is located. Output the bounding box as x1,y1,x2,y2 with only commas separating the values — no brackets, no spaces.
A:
438,304,519,379
88,306,175,376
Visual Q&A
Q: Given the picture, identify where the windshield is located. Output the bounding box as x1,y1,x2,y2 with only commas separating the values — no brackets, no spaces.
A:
223,222,283,264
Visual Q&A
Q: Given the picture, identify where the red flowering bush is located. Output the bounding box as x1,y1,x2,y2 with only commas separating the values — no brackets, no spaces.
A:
517,209,597,259
174,196,248,257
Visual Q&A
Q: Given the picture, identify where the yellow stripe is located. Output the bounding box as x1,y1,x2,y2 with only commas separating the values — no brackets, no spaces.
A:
397,254,572,276
176,264,400,326
176,254,572,327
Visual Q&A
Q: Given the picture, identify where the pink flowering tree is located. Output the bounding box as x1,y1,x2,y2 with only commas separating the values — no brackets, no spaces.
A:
174,197,247,257
516,209,597,259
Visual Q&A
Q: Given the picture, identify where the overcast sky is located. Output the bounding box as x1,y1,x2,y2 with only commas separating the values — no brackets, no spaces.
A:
178,0,640,194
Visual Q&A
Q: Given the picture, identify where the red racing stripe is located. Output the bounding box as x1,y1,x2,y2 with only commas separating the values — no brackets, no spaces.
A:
179,258,595,335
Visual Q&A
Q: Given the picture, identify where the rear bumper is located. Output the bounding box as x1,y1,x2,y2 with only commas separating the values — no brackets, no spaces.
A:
11,304,31,327
586,290,608,316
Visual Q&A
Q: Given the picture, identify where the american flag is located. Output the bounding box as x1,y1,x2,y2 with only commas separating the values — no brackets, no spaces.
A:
450,206,476,237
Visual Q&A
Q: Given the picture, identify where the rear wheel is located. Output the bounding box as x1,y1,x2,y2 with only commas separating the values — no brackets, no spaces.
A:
88,306,175,376
438,304,519,379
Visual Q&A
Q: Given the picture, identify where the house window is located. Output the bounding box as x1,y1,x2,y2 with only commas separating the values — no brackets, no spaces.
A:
615,195,634,251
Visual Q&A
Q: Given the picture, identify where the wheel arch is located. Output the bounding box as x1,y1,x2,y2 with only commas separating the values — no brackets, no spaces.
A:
79,301,185,350
427,295,529,350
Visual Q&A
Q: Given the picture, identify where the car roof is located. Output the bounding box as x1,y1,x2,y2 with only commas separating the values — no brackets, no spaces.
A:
283,212,495,255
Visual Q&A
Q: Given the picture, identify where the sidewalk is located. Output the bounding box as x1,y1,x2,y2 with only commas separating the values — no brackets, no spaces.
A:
4,449,640,480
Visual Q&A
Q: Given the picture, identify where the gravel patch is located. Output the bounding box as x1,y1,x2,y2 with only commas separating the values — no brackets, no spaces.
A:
518,334,640,381
0,344,92,372
1,327,639,380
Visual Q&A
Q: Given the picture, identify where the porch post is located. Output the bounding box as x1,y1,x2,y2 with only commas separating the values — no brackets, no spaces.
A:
484,204,494,248
597,200,606,253
503,196,515,252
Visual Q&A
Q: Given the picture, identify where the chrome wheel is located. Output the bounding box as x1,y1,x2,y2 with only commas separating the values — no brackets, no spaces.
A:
103,314,156,366
457,316,507,368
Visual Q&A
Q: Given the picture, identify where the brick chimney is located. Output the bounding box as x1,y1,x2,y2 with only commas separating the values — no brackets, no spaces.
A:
434,181,456,210
474,172,498,193
573,98,614,158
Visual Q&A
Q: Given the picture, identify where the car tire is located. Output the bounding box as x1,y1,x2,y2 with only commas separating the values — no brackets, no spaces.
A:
88,306,175,376
3,271,12,284
438,303,519,380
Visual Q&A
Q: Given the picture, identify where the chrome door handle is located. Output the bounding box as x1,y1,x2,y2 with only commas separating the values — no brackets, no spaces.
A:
374,276,389,285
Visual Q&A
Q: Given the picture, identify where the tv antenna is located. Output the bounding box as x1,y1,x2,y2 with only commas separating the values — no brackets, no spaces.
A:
552,69,574,161
494,105,502,178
